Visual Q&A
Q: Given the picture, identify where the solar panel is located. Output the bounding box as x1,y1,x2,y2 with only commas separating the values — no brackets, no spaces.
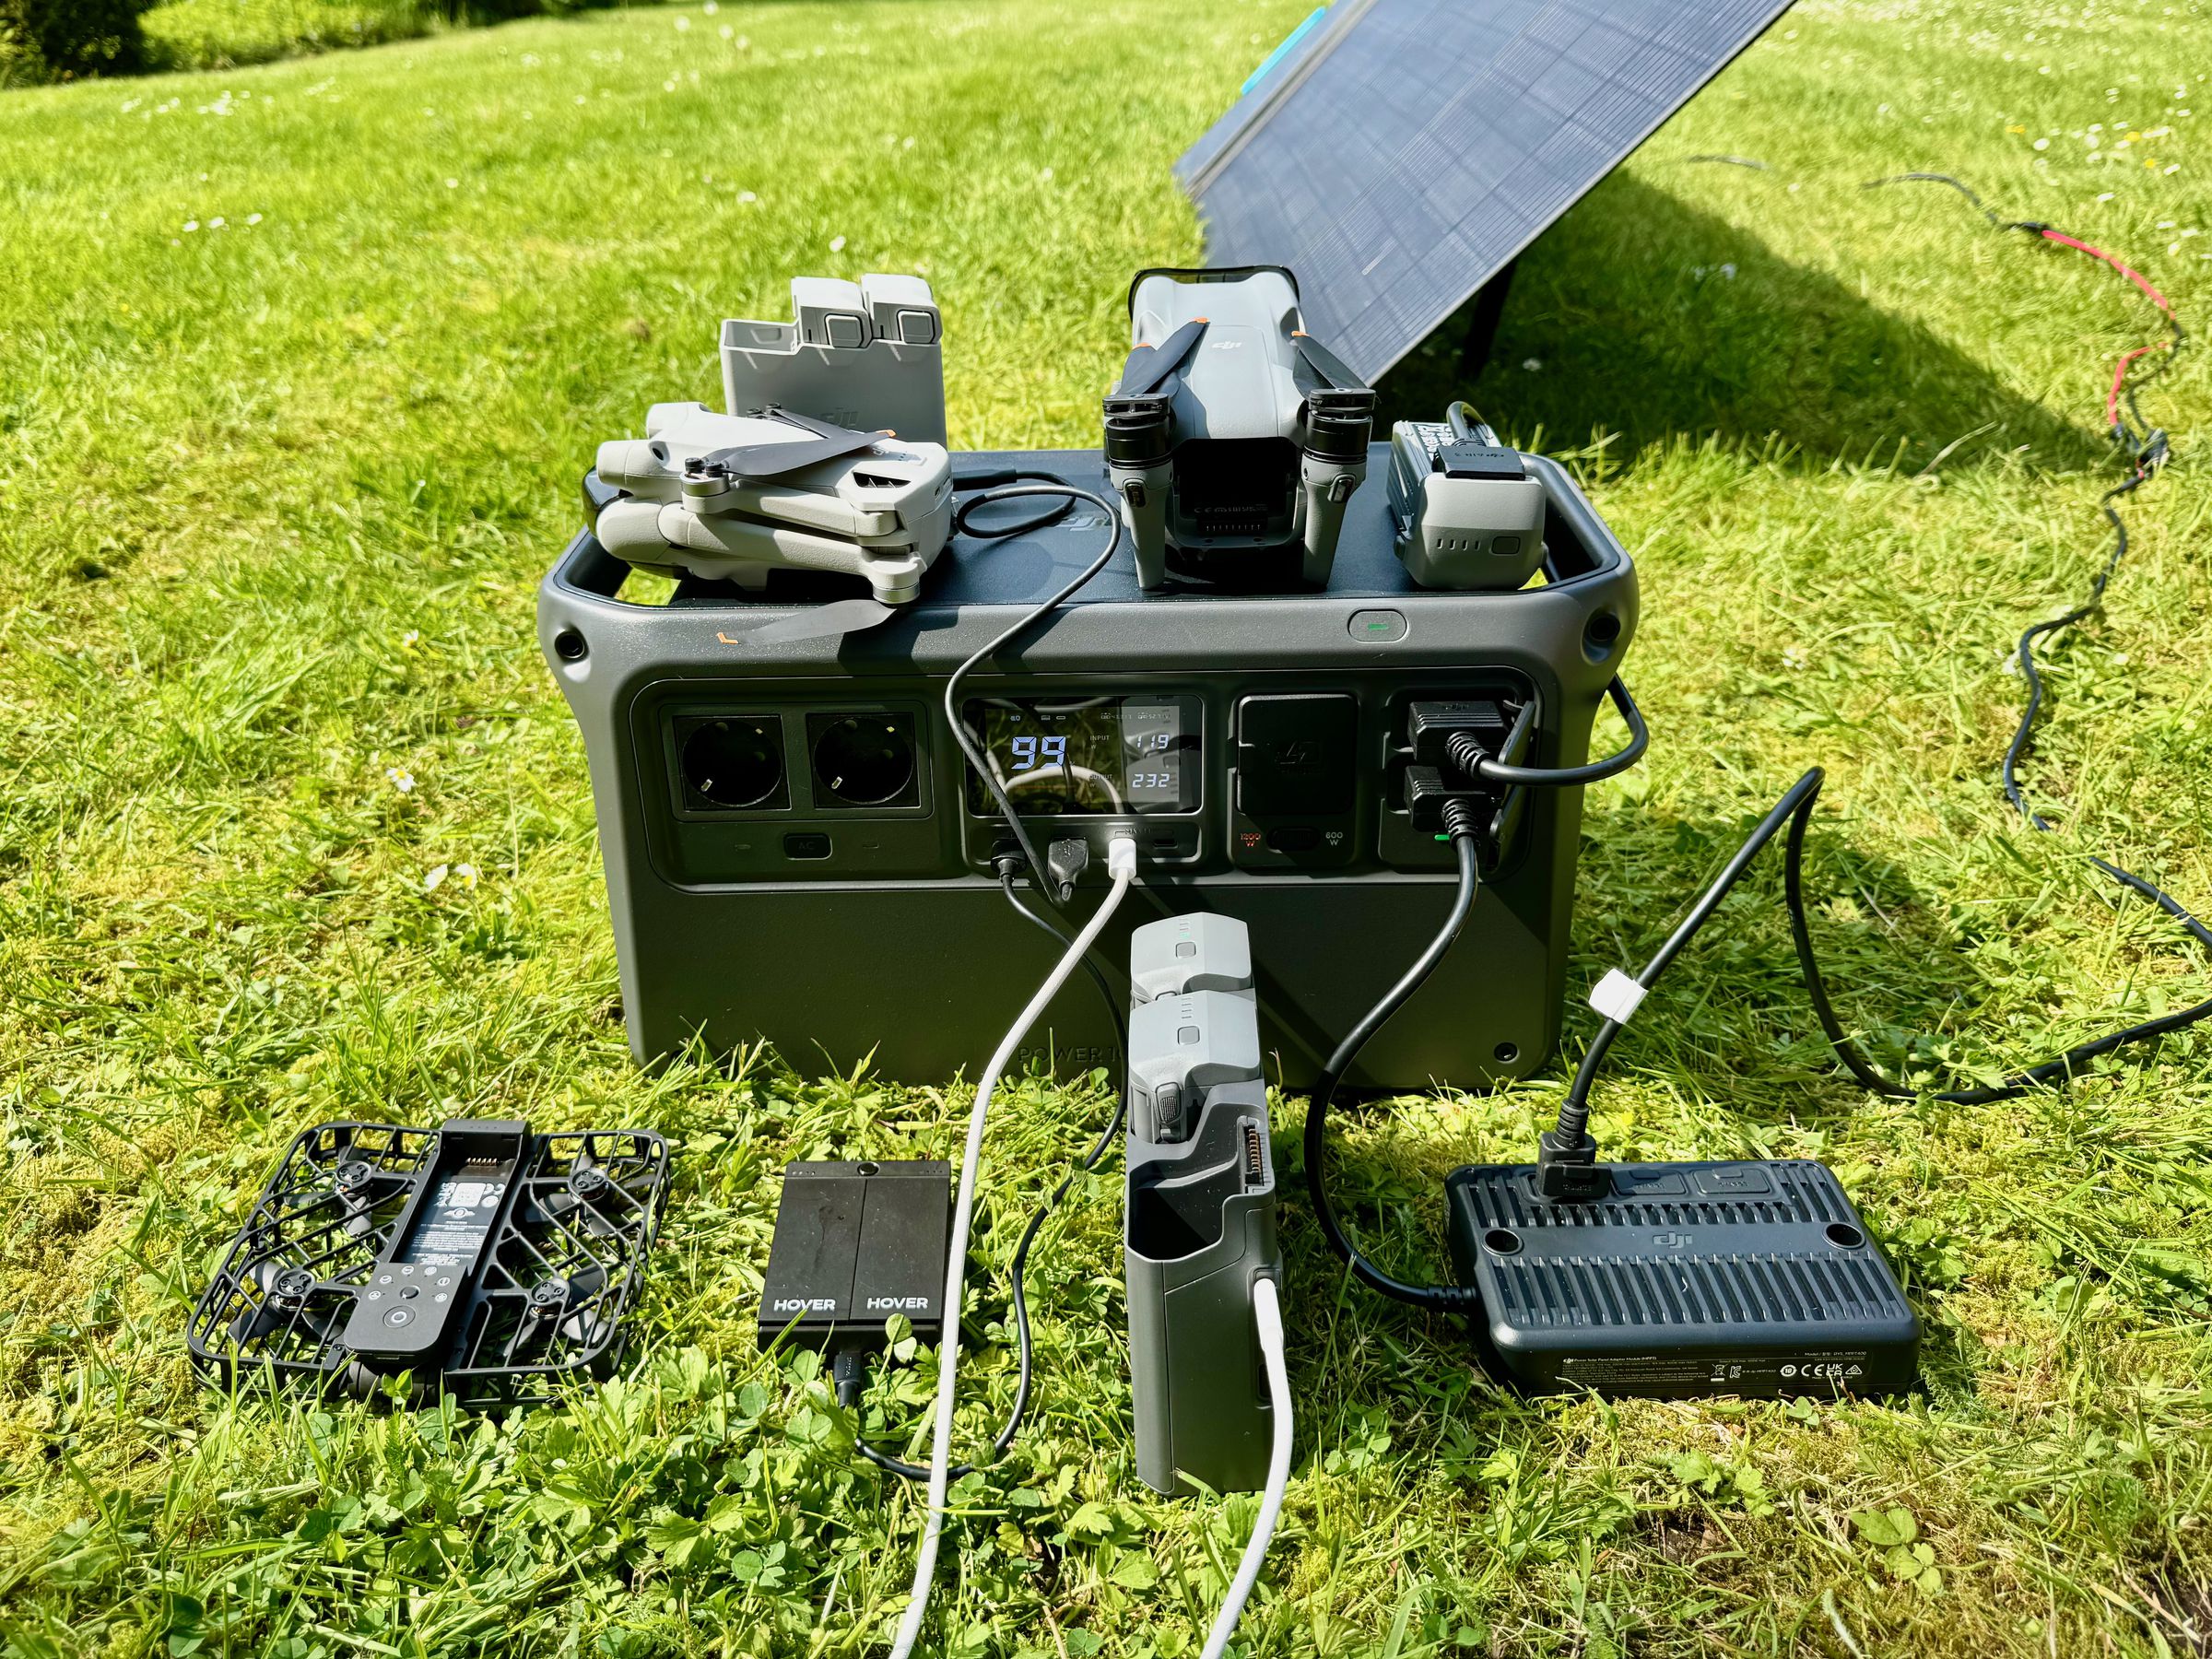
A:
1177,0,1797,382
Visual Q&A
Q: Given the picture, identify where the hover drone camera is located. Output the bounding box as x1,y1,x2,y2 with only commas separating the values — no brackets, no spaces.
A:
188,1118,670,1403
1102,265,1376,588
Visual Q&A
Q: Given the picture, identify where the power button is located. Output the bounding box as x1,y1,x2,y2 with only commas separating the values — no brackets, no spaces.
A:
1349,608,1407,644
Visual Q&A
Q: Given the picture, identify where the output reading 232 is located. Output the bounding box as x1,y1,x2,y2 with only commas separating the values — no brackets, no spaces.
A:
964,694,1202,816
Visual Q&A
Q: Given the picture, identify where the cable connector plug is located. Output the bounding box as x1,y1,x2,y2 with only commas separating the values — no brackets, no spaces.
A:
1406,698,1534,777
1046,837,1089,901
1405,771,1522,869
831,1346,869,1409
1535,1128,1609,1202
1107,834,1138,882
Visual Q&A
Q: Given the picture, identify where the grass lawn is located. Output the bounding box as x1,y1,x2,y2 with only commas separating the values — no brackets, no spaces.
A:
5,0,2212,1653
139,0,445,72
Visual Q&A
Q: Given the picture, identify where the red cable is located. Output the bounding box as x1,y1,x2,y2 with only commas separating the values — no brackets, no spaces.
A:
2035,228,2180,430
2108,344,2162,430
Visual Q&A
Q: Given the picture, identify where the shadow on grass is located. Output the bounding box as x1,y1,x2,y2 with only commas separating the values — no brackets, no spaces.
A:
1379,172,2101,473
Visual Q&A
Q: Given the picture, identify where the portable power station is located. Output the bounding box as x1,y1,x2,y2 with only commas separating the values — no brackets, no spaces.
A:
538,444,1636,1088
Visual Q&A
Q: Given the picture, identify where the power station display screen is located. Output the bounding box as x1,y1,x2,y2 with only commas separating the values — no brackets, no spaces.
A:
963,694,1201,817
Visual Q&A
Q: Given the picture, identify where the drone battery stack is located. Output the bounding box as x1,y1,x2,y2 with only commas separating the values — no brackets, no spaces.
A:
1123,913,1283,1496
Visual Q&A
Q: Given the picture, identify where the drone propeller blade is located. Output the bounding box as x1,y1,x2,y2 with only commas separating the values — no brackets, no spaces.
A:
1117,318,1209,398
233,1261,339,1349
744,598,901,645
1290,331,1369,393
697,410,892,481
559,1265,613,1347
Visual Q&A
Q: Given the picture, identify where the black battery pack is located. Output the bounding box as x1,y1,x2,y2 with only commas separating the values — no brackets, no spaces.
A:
1444,1159,1919,1398
758,1160,951,1351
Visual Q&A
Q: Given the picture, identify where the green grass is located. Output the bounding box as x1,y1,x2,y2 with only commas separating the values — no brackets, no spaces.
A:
140,0,445,72
133,1,674,76
4,0,2212,1653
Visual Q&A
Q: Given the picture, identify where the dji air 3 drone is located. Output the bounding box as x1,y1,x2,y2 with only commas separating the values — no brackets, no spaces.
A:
1101,266,1375,589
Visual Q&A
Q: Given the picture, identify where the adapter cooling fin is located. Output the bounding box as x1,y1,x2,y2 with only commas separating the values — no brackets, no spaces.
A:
1454,1159,1855,1231
1484,1251,1905,1331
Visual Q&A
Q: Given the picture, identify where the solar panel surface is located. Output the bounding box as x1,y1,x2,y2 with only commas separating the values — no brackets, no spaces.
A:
1177,0,1797,380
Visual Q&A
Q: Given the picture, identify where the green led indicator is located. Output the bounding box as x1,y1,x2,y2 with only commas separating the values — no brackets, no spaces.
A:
1366,620,1392,634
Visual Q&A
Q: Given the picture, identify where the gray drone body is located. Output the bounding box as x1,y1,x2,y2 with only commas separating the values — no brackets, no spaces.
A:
1102,267,1375,590
591,276,955,606
594,403,953,605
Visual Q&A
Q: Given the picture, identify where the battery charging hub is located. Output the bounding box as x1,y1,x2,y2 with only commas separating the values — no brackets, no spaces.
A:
1442,1158,1919,1398
757,1159,952,1354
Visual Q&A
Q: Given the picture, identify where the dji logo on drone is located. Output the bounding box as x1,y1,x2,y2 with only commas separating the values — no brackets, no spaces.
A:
1651,1232,1694,1249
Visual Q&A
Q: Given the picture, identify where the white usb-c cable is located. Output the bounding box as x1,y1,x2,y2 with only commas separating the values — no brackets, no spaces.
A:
1198,1275,1292,1659
888,835,1139,1659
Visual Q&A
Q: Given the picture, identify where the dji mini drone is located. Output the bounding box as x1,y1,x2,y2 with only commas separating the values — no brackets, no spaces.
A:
593,402,954,605
592,275,956,606
1101,266,1375,589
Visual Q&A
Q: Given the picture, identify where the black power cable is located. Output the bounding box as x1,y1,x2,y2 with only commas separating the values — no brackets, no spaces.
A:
840,870,1129,1480
1546,767,2212,1129
1302,799,1487,1313
1446,676,1648,789
942,483,1124,905
1651,160,2206,1105
1779,774,2212,1107
952,467,1082,538
1550,772,1823,1151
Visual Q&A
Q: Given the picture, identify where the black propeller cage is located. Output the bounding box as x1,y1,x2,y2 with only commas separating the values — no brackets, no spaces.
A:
186,1119,671,1407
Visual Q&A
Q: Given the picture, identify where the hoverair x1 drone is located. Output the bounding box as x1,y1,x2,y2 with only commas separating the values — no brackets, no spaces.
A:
187,1119,670,1405
1102,265,1376,588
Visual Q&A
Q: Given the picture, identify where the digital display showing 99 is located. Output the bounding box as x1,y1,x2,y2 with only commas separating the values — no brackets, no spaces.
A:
963,694,1202,817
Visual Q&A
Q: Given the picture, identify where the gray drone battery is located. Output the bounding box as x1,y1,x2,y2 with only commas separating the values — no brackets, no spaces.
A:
1128,912,1257,1006
1126,989,1263,1144
1124,913,1284,1496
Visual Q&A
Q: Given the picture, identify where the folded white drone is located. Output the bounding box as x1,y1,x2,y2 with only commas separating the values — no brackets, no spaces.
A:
593,402,954,606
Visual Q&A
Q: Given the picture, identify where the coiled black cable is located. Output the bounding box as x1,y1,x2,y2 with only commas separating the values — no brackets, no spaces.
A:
1443,677,1648,788
942,484,1122,905
952,467,1081,538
